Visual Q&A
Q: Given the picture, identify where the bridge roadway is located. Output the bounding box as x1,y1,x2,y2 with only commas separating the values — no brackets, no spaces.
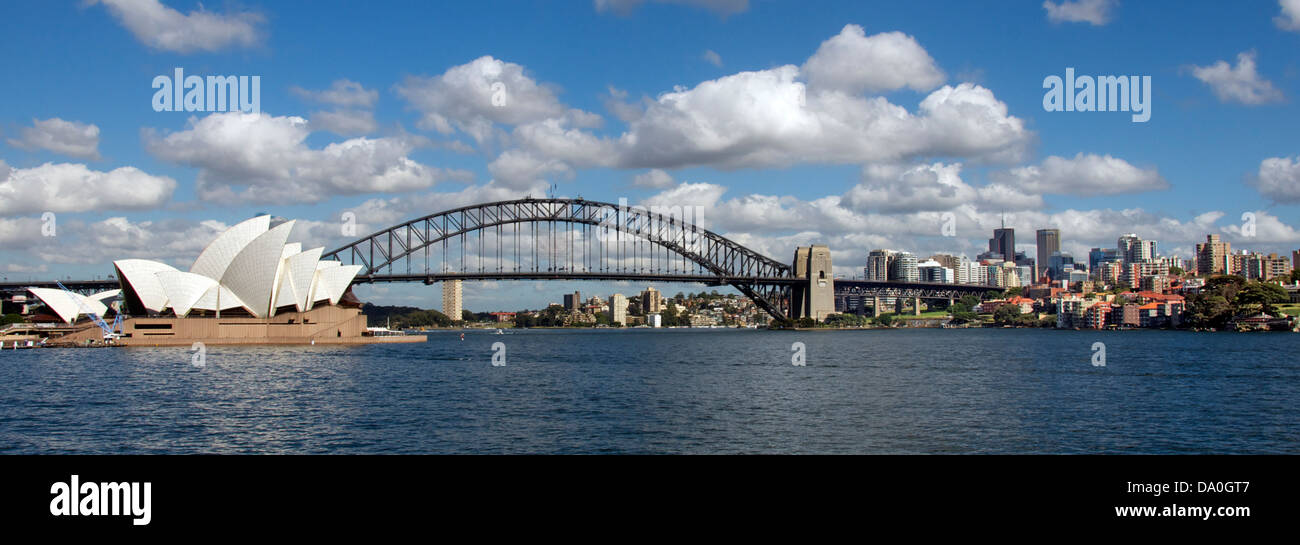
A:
3,276,1001,298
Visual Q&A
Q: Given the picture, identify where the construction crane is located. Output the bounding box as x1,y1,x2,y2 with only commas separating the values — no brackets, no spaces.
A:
56,281,120,340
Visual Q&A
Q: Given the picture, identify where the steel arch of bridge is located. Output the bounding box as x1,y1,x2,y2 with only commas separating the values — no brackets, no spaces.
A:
321,198,797,319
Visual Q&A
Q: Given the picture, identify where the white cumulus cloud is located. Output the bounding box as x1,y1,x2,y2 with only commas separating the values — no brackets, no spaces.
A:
1276,0,1300,31
1190,51,1284,105
0,162,175,214
144,112,469,203
6,118,101,160
396,56,596,146
1043,0,1117,26
993,153,1169,196
1251,155,1300,204
802,25,945,94
91,0,263,53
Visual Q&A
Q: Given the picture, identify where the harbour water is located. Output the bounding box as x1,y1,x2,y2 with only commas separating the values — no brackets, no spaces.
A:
1,328,1295,454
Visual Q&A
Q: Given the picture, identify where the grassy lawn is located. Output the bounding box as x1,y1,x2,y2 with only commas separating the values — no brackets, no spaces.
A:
893,310,952,320
1277,304,1300,317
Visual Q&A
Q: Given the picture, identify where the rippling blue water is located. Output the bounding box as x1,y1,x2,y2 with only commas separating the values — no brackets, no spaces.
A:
1,328,1295,454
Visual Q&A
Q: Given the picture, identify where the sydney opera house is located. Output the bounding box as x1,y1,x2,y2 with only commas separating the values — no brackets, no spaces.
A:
49,215,422,346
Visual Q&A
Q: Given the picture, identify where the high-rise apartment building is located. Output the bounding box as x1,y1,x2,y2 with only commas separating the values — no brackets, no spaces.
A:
608,293,627,325
890,252,919,282
928,254,962,270
640,287,662,314
1195,234,1230,275
865,249,895,281
1036,229,1060,282
442,279,463,321
1118,233,1157,264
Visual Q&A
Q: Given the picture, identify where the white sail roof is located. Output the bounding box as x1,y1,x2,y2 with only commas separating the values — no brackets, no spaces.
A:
113,259,179,312
277,247,324,312
155,271,218,317
111,215,361,318
190,215,271,281
191,284,248,312
220,221,295,318
314,264,364,306
27,288,118,325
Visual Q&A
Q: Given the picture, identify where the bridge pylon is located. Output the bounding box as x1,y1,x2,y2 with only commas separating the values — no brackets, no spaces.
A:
791,245,834,321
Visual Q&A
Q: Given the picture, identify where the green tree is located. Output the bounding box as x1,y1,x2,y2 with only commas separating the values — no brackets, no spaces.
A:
1168,266,1184,277
1291,269,1300,283
1185,294,1234,329
874,314,895,327
1235,282,1289,315
992,304,1022,325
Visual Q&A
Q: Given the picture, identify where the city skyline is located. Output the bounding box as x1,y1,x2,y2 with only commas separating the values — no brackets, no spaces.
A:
2,1,1299,312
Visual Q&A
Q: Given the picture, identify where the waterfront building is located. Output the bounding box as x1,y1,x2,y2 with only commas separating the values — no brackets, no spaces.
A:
641,287,662,314
563,291,581,311
1084,301,1112,329
443,279,463,320
113,216,362,319
608,293,627,325
36,215,421,347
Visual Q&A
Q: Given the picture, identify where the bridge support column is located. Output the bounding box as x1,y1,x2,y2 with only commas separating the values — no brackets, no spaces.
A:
914,297,921,316
791,245,834,321
872,296,881,318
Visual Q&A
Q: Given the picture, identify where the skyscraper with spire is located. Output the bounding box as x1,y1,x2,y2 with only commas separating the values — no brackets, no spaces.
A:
988,214,1015,264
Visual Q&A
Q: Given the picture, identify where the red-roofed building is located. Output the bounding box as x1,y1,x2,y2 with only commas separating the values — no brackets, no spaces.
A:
1084,302,1112,329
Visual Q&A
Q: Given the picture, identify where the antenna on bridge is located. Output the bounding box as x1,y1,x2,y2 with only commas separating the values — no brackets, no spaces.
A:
546,183,557,200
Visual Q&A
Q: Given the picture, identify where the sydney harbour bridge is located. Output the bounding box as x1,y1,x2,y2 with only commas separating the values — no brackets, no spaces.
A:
2,198,999,321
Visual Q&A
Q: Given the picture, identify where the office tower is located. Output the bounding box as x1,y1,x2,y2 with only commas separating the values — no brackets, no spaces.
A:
1047,251,1075,281
1195,235,1230,275
563,291,581,311
641,287,662,314
608,293,627,324
1036,229,1060,282
1089,247,1120,273
442,279,463,320
989,227,1015,264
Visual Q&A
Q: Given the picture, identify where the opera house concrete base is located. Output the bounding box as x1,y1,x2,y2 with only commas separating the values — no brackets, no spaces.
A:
55,306,426,347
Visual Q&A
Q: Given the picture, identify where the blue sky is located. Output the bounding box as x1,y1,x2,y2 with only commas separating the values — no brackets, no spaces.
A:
2,0,1299,311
